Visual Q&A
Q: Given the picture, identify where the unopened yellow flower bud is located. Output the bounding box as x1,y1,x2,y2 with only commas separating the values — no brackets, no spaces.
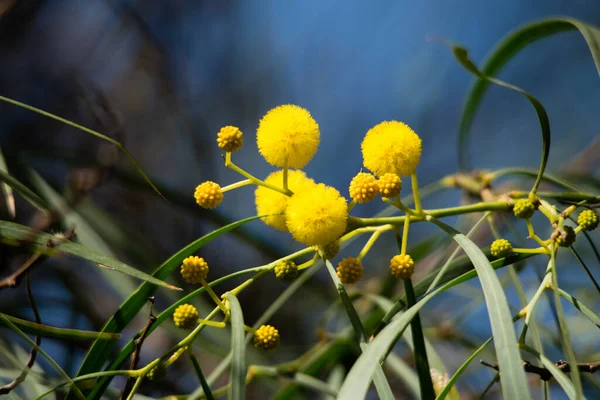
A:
217,126,243,152
490,239,513,258
194,181,223,209
173,304,199,329
254,325,280,350
336,257,363,284
377,173,402,198
181,256,209,284
349,172,379,203
390,254,414,280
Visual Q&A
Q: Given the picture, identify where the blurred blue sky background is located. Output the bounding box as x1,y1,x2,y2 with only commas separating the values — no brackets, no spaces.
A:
2,0,600,398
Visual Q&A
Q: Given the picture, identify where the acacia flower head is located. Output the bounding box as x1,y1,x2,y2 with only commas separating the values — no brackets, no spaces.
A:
254,325,280,350
217,126,243,152
173,304,199,329
490,239,512,258
349,172,379,203
513,199,535,219
255,169,316,231
321,239,340,259
377,173,402,198
390,254,414,280
257,105,320,168
194,181,223,209
180,256,209,284
147,363,168,381
285,183,348,246
578,209,599,231
361,121,422,177
336,257,363,284
274,260,299,281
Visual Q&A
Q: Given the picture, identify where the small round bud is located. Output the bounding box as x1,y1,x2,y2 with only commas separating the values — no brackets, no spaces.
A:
181,256,209,284
217,126,243,152
389,254,415,280
147,363,168,381
490,239,513,258
513,199,536,219
274,260,299,281
336,257,363,284
321,240,340,259
173,304,199,329
254,325,280,350
194,181,223,209
554,225,576,247
577,209,599,232
377,173,402,198
349,172,379,203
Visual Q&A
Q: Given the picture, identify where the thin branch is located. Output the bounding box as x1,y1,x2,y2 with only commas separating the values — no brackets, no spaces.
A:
481,359,600,382
120,296,156,400
0,272,42,394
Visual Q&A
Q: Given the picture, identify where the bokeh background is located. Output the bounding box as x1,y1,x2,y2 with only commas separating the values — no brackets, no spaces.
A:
1,0,600,399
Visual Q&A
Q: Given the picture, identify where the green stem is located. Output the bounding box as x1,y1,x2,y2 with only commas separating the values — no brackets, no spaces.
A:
225,153,291,196
283,157,289,192
411,173,423,215
350,200,511,227
189,351,215,400
404,278,435,399
357,225,392,260
401,218,410,255
221,179,252,193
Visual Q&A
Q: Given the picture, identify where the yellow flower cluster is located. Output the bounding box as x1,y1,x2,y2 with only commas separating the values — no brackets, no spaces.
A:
390,254,414,280
217,126,244,152
349,172,379,203
336,257,363,284
255,169,316,231
194,181,223,209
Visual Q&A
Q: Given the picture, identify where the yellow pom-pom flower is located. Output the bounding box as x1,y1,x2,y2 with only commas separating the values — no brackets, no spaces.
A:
285,184,348,246
180,256,209,284
255,170,317,231
349,172,379,203
390,254,414,280
254,325,280,350
490,239,512,258
173,304,199,329
361,121,423,177
274,260,299,281
378,173,402,198
216,126,243,152
257,104,320,168
194,181,223,209
321,239,340,259
336,257,363,284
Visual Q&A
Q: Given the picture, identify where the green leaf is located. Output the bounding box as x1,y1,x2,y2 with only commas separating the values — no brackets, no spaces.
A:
0,148,16,217
225,293,246,400
458,17,600,173
0,313,119,341
453,45,550,196
557,288,600,328
189,352,215,400
324,260,395,400
0,170,47,212
436,337,492,400
0,220,179,290
383,354,419,399
0,314,86,400
72,214,264,400
426,217,531,399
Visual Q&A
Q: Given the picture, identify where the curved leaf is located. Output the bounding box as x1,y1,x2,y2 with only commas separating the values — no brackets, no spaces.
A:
71,214,264,399
0,148,15,217
0,313,119,341
0,220,179,290
225,293,246,400
0,170,48,212
458,17,600,172
427,217,531,399
453,44,550,196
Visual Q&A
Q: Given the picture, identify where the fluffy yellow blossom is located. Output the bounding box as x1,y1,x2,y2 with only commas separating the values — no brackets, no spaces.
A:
216,126,243,152
361,121,422,177
194,181,223,209
257,104,320,168
255,170,316,231
349,172,379,203
285,184,348,246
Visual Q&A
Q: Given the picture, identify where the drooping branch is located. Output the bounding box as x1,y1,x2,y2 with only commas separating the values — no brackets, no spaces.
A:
481,359,600,382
